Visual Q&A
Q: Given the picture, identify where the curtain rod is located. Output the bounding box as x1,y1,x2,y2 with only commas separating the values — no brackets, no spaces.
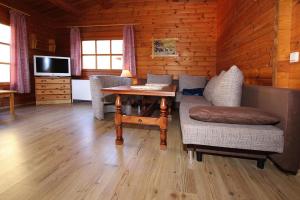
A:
65,23,138,28
0,3,31,16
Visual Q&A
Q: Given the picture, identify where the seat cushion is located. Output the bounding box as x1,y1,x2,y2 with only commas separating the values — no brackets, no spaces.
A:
179,102,284,153
189,106,280,125
180,95,211,106
212,65,244,107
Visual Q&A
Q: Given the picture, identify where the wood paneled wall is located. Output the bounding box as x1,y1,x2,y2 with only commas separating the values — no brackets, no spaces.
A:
275,0,300,89
0,5,56,107
216,0,277,86
57,0,217,79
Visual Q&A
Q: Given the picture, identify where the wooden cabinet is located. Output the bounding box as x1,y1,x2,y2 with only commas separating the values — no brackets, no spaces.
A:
35,77,72,105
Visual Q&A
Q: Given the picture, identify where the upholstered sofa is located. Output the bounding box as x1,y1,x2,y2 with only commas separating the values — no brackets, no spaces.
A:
90,75,131,120
180,84,300,173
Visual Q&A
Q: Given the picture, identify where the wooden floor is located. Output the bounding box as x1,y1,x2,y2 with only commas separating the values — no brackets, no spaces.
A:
0,103,300,200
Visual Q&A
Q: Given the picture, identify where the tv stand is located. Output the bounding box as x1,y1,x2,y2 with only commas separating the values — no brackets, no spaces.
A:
35,76,72,105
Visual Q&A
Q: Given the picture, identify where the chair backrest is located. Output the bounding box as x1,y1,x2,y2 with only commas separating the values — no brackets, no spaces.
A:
146,74,172,85
90,75,131,89
178,75,207,92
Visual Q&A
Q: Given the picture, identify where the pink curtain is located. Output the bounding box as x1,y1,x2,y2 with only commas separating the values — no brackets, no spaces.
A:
122,25,136,76
70,27,82,76
10,10,30,93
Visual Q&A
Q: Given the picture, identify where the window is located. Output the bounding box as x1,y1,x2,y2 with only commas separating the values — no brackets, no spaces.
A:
0,23,11,83
82,40,123,70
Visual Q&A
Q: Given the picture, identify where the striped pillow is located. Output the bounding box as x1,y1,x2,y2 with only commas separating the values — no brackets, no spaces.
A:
203,71,225,102
212,65,244,107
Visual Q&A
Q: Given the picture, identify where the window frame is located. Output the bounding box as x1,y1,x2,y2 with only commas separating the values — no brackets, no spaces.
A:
0,23,11,84
81,39,123,70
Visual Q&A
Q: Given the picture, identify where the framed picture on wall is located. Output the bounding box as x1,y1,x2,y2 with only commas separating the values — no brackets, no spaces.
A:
152,38,178,58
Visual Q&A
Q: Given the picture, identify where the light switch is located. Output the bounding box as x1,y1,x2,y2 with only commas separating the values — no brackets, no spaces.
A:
290,52,299,63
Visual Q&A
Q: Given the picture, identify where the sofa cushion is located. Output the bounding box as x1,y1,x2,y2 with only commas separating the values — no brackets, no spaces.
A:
203,71,225,102
179,102,284,153
212,65,244,107
203,76,218,102
189,106,280,125
179,75,206,92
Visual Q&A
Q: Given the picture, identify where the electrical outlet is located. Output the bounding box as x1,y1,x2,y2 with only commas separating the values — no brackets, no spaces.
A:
290,52,299,63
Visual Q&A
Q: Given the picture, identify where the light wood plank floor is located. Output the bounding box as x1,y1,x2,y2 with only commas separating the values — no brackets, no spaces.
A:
0,103,299,200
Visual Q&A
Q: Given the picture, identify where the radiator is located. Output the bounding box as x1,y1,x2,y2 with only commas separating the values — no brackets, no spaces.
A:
71,79,91,101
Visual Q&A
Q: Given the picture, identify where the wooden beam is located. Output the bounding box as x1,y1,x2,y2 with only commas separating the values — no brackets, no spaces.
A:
47,0,80,15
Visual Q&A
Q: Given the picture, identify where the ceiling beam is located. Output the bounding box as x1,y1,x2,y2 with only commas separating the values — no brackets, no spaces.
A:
47,0,80,15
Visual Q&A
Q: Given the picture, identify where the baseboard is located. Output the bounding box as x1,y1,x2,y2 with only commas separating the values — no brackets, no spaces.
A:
0,102,35,112
72,100,92,103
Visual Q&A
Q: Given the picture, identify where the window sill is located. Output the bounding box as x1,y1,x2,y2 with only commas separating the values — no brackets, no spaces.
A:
0,82,10,89
81,69,122,79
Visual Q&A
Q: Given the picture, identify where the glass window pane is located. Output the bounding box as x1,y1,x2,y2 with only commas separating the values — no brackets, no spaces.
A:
0,44,10,63
97,40,110,54
112,40,123,54
0,64,10,82
82,56,96,69
97,56,110,69
0,24,10,44
112,56,123,69
82,41,95,54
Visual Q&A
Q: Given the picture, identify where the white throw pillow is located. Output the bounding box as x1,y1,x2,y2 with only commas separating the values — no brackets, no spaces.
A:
212,65,244,107
203,71,225,102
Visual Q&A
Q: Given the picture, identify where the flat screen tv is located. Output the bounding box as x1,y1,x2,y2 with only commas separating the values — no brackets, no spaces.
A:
34,55,71,77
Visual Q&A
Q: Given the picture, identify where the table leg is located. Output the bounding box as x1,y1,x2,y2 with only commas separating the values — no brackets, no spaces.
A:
115,94,123,145
159,97,168,150
9,93,15,115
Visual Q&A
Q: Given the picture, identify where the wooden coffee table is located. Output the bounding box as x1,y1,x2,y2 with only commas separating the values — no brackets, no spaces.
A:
101,85,176,150
0,90,17,115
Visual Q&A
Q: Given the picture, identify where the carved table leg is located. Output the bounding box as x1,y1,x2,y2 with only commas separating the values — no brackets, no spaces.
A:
10,93,15,115
160,97,168,150
115,94,123,145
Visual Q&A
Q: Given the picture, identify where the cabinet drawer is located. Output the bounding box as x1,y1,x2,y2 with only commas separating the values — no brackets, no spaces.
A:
35,78,70,84
36,94,71,101
36,84,70,90
36,89,70,95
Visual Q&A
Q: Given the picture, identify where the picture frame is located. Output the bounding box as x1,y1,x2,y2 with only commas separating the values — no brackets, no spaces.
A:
152,38,178,58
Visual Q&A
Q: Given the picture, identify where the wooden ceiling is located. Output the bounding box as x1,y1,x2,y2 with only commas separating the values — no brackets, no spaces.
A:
0,0,114,19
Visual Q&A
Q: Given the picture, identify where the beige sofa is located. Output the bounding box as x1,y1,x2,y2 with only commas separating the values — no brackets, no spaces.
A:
179,85,300,170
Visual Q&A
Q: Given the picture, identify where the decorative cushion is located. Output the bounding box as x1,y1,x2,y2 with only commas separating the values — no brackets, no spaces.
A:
147,74,172,85
212,65,244,107
182,88,204,96
203,71,225,102
179,75,207,92
189,106,280,125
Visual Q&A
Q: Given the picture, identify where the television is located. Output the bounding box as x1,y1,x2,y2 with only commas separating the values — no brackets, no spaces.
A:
34,55,71,77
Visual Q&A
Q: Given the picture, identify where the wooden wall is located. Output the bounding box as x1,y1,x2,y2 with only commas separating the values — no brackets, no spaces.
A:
216,0,277,86
275,0,300,89
0,5,56,108
57,0,217,79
